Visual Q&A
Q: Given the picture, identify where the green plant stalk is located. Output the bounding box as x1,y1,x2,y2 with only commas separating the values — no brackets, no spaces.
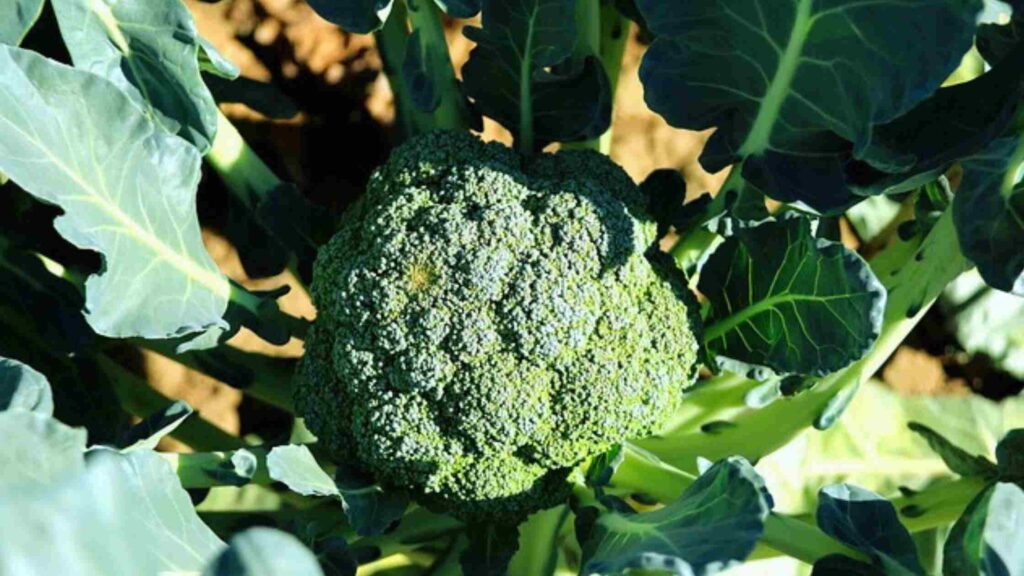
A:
638,207,970,472
564,0,629,154
159,447,271,488
95,354,246,451
509,505,572,576
405,0,470,132
376,0,429,139
891,476,991,533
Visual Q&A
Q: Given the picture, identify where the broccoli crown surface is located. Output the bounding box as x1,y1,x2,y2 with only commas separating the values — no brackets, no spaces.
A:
296,131,698,521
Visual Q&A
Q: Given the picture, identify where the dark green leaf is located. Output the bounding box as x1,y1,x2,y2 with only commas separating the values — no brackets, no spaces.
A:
403,29,441,112
698,217,886,376
978,0,1023,64
1,0,44,45
460,523,521,576
816,484,925,576
637,0,979,168
0,410,86,486
0,47,233,343
318,537,359,576
306,0,393,33
0,356,53,415
435,0,480,17
813,554,885,576
996,430,1024,482
462,0,611,150
51,0,225,153
117,400,194,452
954,136,1024,295
203,74,299,120
847,48,1024,197
908,422,999,479
943,482,1024,576
579,457,771,576
203,527,325,576
266,445,408,536
636,0,981,211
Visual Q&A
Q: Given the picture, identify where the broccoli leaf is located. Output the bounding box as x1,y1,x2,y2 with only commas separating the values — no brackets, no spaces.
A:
815,484,925,576
462,0,611,151
579,457,771,576
978,0,1023,64
203,527,325,576
0,410,86,486
698,217,886,376
953,136,1024,295
0,449,226,575
943,482,1024,576
267,445,408,536
0,0,44,46
0,47,234,343
0,356,53,415
997,430,1024,482
50,0,225,153
907,422,999,480
847,47,1024,197
636,0,981,208
306,0,392,33
116,400,195,453
305,0,478,32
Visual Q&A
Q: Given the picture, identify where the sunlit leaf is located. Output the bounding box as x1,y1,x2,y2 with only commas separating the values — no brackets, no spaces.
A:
0,46,232,342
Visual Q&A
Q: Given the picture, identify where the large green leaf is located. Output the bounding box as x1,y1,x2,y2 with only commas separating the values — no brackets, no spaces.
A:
203,527,325,576
954,136,1024,295
0,410,86,486
847,48,1024,197
267,444,409,536
636,0,981,208
698,217,886,376
943,482,1024,576
978,0,1023,64
50,0,224,153
579,457,771,576
815,485,924,575
0,0,45,45
0,449,226,575
462,0,611,151
0,46,232,341
0,356,53,415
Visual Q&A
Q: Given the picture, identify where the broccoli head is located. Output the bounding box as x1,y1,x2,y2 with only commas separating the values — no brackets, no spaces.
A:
295,131,698,521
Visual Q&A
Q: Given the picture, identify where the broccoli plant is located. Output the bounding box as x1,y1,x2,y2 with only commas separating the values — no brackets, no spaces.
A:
0,0,1022,574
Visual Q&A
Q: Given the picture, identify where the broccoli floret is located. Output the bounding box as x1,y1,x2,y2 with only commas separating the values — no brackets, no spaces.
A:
295,131,698,521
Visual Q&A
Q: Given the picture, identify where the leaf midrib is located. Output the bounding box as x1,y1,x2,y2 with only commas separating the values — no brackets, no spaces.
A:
739,0,814,156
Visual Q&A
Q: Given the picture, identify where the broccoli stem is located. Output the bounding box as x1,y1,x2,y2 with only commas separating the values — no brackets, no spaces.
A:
564,0,628,154
508,505,572,576
405,0,471,132
158,447,272,488
376,0,430,140
637,206,970,472
95,354,247,451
